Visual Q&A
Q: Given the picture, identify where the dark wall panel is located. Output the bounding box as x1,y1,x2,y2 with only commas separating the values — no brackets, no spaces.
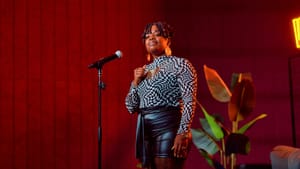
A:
28,0,41,169
40,0,56,168
14,0,28,169
0,0,14,168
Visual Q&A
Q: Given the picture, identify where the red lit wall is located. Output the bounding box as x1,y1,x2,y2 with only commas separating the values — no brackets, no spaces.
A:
1,0,300,169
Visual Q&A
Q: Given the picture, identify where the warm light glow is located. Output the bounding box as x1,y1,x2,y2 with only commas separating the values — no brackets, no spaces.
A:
292,17,300,48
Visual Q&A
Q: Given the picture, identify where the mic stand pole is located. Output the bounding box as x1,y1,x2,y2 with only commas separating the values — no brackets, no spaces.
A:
91,64,104,169
97,66,104,169
89,56,119,169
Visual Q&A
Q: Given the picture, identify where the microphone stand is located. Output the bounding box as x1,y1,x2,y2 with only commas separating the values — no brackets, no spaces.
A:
97,66,104,169
88,51,121,169
89,63,105,169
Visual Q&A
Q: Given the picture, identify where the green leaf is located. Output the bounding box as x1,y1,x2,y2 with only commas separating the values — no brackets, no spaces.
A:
198,149,216,168
199,104,224,139
200,118,219,141
200,116,230,140
237,113,268,134
203,65,232,102
191,128,220,155
230,73,240,91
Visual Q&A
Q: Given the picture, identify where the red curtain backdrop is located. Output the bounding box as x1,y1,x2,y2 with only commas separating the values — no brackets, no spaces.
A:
1,0,300,169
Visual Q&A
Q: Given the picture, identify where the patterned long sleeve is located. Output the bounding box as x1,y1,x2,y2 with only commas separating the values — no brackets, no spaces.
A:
125,55,198,133
176,59,197,134
125,84,140,114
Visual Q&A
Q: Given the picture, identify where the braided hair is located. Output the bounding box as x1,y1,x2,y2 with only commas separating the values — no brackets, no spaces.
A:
141,21,174,43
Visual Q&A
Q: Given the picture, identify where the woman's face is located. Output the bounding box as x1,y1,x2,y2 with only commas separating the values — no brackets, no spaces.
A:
145,24,169,58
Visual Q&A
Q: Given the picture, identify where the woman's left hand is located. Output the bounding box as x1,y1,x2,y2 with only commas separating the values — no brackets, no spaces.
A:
172,132,191,158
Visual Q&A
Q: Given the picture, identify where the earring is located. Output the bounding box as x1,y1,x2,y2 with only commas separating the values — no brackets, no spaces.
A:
165,46,172,56
147,53,151,62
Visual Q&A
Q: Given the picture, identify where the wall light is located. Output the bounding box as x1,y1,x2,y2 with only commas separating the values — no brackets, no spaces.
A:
292,17,300,48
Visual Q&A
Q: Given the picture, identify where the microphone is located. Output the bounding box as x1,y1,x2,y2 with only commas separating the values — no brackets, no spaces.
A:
88,50,123,69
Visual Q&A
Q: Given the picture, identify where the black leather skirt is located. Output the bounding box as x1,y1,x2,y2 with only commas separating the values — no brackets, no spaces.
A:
135,106,181,168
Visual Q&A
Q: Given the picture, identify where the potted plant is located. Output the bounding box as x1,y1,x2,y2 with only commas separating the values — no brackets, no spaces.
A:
191,65,267,169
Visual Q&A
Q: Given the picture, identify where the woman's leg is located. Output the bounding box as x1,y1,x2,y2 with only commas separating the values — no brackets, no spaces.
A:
154,157,185,169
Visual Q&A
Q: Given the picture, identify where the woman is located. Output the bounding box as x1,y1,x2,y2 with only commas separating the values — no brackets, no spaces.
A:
125,21,198,169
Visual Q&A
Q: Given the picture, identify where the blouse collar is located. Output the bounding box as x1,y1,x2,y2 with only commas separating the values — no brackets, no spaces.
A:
152,55,169,66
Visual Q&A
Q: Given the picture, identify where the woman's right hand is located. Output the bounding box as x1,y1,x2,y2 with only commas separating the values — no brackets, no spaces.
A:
133,65,146,86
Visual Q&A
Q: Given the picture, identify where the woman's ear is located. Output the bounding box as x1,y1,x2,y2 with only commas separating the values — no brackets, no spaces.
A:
167,38,171,46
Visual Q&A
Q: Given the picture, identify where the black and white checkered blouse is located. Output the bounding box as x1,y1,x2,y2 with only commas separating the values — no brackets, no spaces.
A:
125,55,198,134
